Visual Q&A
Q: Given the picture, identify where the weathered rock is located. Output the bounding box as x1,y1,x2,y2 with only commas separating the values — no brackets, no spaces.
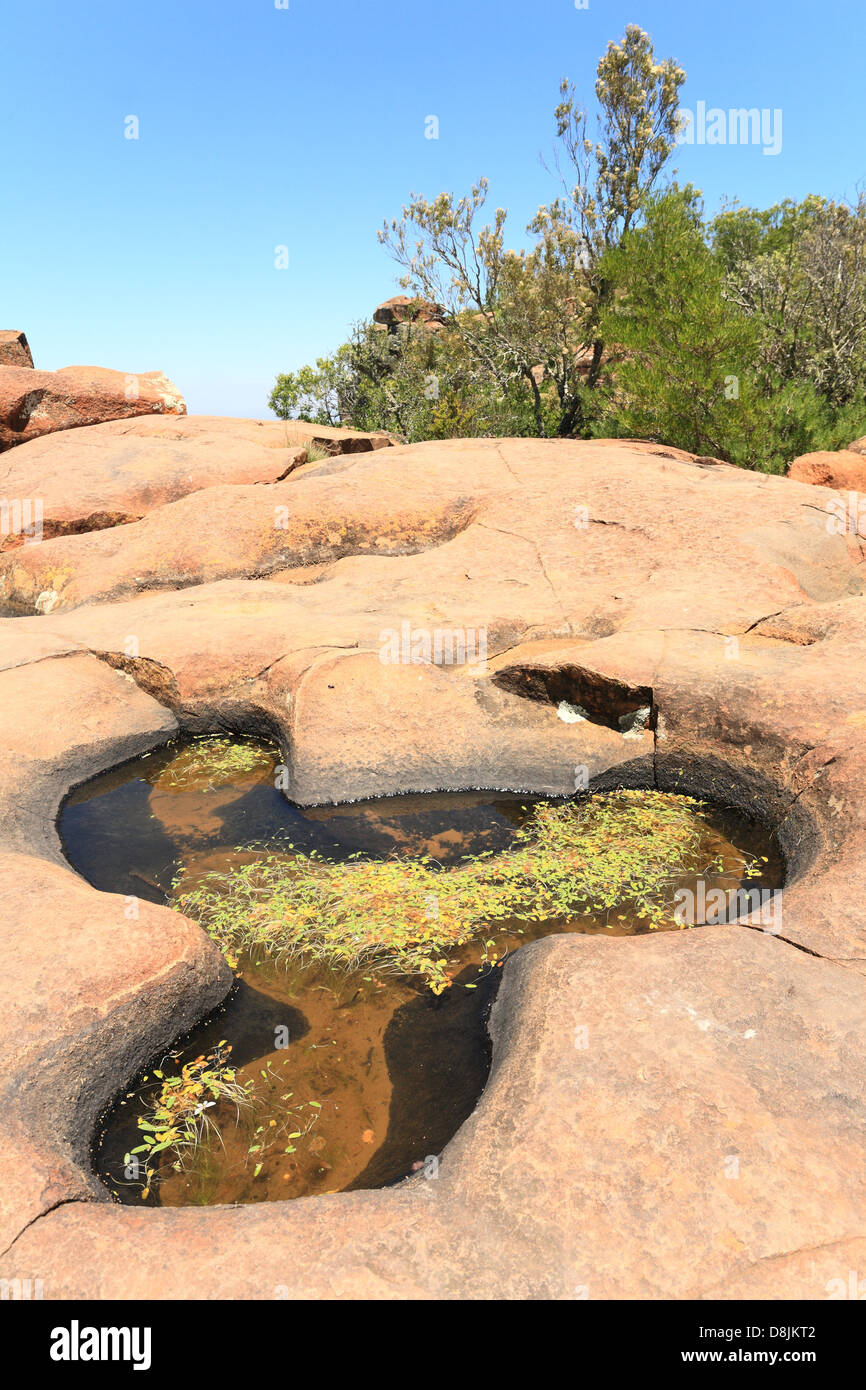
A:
787,447,866,491
0,446,481,612
0,649,178,858
0,363,186,452
4,929,866,1299
0,851,231,1250
373,295,447,332
1,434,866,1300
285,648,652,804
2,438,859,616
0,414,397,548
0,330,33,368
849,436,866,455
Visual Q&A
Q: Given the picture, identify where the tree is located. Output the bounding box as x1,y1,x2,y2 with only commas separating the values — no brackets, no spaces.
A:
376,25,686,437
537,24,686,386
268,353,351,426
598,187,773,465
378,182,557,436
713,194,866,407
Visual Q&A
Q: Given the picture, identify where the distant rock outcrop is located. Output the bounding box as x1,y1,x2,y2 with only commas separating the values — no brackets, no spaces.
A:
373,296,447,333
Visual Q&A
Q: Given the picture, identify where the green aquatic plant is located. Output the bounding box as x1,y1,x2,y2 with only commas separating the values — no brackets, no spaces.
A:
125,1043,254,1198
121,1047,322,1201
175,791,760,995
154,736,276,791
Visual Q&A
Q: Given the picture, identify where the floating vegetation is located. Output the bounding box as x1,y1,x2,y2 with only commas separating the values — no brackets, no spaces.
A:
82,756,780,1207
123,1044,254,1198
120,1042,321,1201
153,736,276,792
175,790,762,994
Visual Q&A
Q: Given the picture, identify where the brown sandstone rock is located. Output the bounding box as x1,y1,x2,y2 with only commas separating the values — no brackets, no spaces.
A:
4,929,866,1299
2,438,858,617
373,295,447,332
0,363,186,452
0,414,396,547
787,447,866,490
0,851,231,1245
1,434,866,1299
0,330,34,368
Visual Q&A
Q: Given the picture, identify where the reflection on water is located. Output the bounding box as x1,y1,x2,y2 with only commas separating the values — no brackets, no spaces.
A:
59,737,784,1208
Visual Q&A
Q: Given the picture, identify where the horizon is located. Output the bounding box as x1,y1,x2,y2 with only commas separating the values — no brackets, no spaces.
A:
2,0,863,418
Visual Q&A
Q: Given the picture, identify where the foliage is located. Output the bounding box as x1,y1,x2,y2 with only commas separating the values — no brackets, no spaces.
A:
266,23,865,466
121,1044,323,1200
125,1044,254,1199
154,736,276,792
546,24,686,260
596,187,775,465
268,353,352,426
174,790,758,996
270,27,684,442
596,189,866,467
712,194,866,408
373,27,683,438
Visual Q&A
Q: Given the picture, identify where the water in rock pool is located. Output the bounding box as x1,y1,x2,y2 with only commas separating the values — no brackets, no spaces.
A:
59,736,783,1208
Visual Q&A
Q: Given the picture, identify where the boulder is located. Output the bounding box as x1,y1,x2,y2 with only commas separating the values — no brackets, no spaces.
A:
373,295,447,333
0,363,186,452
787,448,866,491
0,330,33,369
849,436,866,455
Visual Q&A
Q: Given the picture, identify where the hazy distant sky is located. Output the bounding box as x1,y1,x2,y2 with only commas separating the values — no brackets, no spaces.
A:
2,0,863,417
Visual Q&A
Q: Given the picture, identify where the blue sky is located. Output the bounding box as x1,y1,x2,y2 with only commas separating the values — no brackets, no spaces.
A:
1,0,863,417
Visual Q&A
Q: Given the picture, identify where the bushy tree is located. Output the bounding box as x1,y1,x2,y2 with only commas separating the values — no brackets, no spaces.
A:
376,25,685,437
268,352,351,426
597,187,775,465
538,24,685,388
598,188,866,468
713,194,866,407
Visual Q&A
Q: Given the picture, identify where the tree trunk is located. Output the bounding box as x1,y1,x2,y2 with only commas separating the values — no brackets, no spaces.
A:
525,369,547,437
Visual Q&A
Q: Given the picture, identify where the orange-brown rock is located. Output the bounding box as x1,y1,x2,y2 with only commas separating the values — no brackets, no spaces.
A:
787,448,866,490
0,413,397,550
2,435,866,1300
0,363,186,452
373,295,446,333
0,330,33,368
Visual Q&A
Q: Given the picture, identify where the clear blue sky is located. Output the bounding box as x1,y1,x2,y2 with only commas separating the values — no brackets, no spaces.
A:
1,0,863,417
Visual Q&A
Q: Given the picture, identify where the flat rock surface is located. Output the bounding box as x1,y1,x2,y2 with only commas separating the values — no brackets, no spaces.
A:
1,433,865,1299
0,414,396,547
